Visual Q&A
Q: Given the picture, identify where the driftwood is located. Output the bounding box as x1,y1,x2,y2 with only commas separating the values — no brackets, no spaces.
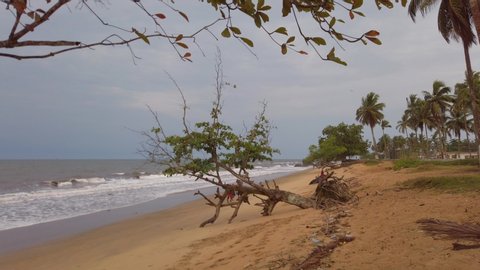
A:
417,218,480,250
194,179,316,227
311,170,355,209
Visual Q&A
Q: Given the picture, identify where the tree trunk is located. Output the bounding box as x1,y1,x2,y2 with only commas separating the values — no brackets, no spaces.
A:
462,41,480,166
464,117,472,157
457,134,461,159
425,126,429,158
382,128,388,159
370,125,378,159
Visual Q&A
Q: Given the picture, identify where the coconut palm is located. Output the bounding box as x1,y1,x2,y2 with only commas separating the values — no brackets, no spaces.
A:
380,119,391,158
447,107,468,155
404,94,424,138
422,81,454,158
397,114,409,136
409,0,480,163
356,92,385,158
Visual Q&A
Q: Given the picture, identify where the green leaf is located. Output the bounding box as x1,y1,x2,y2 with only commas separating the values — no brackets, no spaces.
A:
281,43,287,55
254,14,262,28
274,27,288,36
353,11,365,17
229,27,241,35
401,0,407,6
326,47,347,66
282,0,292,16
311,37,326,46
329,17,336,28
132,28,150,45
259,5,271,11
352,0,363,9
258,12,269,23
178,11,189,22
221,27,231,38
257,0,265,9
334,32,344,41
176,42,188,49
315,11,329,18
241,37,254,47
287,36,295,43
366,36,382,45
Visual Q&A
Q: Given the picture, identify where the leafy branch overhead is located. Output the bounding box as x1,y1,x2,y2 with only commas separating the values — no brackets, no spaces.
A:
0,0,402,64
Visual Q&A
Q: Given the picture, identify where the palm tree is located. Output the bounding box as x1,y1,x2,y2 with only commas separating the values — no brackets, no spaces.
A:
396,114,409,136
422,80,454,158
454,81,476,155
447,107,468,156
356,92,385,158
409,0,480,164
380,119,391,159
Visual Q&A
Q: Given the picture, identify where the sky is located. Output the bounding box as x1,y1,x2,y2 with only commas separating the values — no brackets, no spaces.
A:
1,1,480,159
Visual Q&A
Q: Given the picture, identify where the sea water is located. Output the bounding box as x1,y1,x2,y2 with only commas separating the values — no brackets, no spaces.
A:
0,159,305,231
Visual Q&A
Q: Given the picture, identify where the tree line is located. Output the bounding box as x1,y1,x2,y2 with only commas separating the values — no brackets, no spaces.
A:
305,75,480,164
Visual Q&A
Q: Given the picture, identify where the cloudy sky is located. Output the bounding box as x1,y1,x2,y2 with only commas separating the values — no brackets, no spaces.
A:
1,1,479,159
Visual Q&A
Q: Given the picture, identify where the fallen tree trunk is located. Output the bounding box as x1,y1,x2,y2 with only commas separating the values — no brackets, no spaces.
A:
195,180,315,227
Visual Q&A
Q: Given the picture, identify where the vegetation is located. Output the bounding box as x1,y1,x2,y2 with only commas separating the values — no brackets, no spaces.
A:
355,92,386,158
363,160,381,166
402,175,480,192
0,0,398,62
393,157,421,170
393,157,478,170
303,123,368,165
409,0,480,163
143,58,316,227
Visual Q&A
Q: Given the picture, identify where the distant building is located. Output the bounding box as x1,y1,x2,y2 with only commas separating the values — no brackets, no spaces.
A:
443,152,478,160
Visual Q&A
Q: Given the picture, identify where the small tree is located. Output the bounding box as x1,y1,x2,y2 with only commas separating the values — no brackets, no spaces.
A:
142,58,315,227
304,122,368,165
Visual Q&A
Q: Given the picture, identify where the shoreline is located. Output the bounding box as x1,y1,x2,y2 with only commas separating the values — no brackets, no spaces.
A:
1,163,479,269
0,169,306,255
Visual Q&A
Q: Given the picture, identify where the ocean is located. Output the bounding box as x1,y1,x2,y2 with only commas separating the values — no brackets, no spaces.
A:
0,159,306,232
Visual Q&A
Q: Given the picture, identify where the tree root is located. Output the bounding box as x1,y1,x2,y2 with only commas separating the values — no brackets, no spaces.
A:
312,171,356,209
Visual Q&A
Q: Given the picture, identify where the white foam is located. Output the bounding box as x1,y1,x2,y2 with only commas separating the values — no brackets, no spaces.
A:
0,163,306,231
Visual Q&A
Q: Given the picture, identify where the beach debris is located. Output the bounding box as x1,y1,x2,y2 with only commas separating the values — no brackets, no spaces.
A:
311,169,356,209
417,218,480,250
295,211,354,270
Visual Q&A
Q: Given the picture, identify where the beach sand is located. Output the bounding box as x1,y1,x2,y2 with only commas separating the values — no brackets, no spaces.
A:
1,163,479,269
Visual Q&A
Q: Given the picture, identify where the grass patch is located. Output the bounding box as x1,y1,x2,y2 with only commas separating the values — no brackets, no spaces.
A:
402,175,480,192
393,158,478,170
423,159,478,166
363,160,381,166
393,158,421,170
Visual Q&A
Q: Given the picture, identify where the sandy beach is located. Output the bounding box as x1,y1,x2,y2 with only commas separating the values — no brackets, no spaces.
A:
1,162,479,270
